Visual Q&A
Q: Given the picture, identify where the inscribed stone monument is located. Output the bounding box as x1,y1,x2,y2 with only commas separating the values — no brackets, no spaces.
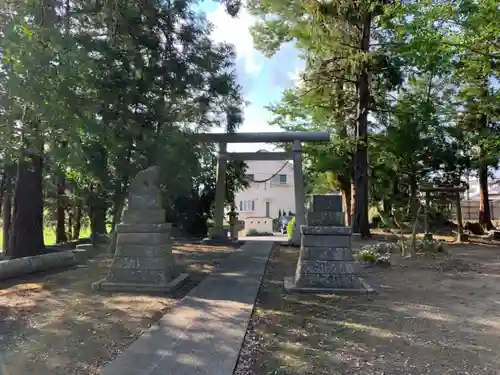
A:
285,195,374,295
92,166,188,292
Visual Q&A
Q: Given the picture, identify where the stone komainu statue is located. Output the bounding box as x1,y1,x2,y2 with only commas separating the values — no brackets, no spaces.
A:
127,166,162,210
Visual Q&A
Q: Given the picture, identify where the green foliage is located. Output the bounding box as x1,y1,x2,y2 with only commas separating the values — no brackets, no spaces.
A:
358,249,378,263
249,0,500,235
0,0,247,254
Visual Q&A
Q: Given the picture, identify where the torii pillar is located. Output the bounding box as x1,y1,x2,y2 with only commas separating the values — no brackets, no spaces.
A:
210,142,228,240
291,140,305,245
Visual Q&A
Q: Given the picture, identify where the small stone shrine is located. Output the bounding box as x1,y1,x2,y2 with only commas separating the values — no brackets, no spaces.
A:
285,194,374,295
92,166,188,293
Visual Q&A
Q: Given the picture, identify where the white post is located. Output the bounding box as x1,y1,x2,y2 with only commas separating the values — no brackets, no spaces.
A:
292,140,305,246
212,142,227,238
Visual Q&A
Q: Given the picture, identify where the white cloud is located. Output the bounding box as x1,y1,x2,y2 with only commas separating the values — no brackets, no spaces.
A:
207,5,262,74
227,103,282,152
205,3,298,153
288,67,303,87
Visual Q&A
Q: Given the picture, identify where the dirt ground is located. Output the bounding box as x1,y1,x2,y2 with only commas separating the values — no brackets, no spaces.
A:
0,241,238,375
234,238,500,375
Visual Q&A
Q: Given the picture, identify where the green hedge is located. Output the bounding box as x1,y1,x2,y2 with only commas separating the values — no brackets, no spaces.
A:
246,229,274,236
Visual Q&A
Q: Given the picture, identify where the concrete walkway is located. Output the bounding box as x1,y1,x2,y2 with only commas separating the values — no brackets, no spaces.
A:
98,240,274,375
238,234,289,243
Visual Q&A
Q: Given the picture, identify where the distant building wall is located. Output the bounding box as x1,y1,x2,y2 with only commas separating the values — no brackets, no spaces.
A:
244,217,273,234
234,157,295,221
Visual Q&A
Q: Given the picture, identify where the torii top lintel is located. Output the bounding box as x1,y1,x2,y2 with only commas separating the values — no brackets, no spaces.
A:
194,131,330,143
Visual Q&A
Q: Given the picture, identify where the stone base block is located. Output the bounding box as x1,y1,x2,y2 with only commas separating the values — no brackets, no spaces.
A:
284,276,375,295
92,273,189,293
301,246,354,261
310,195,343,212
306,211,345,226
294,271,360,288
122,209,165,224
116,233,172,247
301,226,352,236
106,267,176,284
116,223,172,233
302,234,351,247
296,260,355,274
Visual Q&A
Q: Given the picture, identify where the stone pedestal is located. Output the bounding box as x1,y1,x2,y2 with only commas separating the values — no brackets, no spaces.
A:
285,195,374,295
306,211,345,226
309,194,343,213
92,166,188,293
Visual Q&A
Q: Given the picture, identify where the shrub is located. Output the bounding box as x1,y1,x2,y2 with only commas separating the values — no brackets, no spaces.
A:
358,249,378,262
359,242,399,265
361,242,401,255
246,229,273,236
417,238,447,253
287,216,296,239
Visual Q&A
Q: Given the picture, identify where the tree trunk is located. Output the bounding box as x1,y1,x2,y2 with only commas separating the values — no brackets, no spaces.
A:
72,203,82,240
382,199,391,215
352,11,371,238
9,154,45,258
2,167,13,256
110,145,133,234
339,178,351,226
478,163,493,229
90,205,107,235
334,80,352,227
8,0,55,258
55,172,67,243
0,168,5,216
90,190,107,235
350,179,356,228
110,183,128,231
67,207,72,240
409,172,419,218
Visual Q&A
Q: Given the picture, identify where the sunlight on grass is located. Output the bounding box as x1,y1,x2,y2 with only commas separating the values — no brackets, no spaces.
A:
327,320,401,339
391,303,458,323
0,226,93,249
0,283,43,295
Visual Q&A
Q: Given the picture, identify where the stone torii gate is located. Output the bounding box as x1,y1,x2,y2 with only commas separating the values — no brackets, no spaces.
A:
195,131,330,244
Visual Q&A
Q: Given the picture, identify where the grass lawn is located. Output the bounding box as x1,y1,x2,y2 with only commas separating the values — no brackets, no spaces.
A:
234,241,500,375
0,226,93,249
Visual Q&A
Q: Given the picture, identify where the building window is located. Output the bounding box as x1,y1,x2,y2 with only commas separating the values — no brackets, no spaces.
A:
239,200,255,212
272,174,287,185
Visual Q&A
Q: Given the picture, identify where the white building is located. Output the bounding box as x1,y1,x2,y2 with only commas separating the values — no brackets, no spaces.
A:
465,178,500,200
234,155,295,221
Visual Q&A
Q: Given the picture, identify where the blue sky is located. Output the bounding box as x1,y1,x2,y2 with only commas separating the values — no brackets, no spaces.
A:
199,0,304,152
